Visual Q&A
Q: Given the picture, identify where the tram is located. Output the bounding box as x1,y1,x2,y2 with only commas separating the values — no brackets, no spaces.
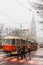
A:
2,36,38,55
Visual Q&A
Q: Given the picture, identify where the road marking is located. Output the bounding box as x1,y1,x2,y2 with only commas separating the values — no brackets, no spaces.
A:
0,61,7,64
9,58,17,61
4,56,14,59
0,56,43,65
8,57,43,65
19,59,25,62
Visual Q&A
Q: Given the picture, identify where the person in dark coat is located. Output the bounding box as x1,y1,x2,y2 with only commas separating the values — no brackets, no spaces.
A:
25,45,31,61
20,46,26,60
17,46,21,60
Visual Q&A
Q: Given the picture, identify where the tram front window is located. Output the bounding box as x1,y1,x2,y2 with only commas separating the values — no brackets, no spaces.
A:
3,39,12,45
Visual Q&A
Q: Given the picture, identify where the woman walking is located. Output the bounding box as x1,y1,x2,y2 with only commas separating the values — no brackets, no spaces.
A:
25,45,31,61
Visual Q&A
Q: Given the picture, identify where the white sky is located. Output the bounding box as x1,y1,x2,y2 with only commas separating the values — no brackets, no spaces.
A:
0,0,43,43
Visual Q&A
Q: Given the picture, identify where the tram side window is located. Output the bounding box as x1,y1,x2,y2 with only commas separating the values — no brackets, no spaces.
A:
16,39,20,45
12,39,15,45
21,40,25,45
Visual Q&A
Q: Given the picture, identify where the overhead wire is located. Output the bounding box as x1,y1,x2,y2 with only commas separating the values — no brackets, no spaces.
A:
0,0,32,25
13,0,40,17
0,0,41,23
8,0,33,26
0,0,36,26
27,0,42,17
13,0,33,13
27,0,38,13
27,0,43,15
0,10,17,24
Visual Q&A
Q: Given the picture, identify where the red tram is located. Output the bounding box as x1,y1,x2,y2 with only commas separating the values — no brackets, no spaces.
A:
2,36,38,56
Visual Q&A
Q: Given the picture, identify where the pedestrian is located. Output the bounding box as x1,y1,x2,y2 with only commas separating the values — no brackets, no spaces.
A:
22,46,26,59
25,45,31,61
20,46,26,60
28,45,31,60
17,46,21,60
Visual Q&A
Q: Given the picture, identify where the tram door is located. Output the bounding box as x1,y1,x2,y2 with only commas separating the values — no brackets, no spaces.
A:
15,39,20,51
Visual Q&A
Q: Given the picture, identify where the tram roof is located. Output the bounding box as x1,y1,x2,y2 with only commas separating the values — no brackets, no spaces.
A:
4,36,32,43
4,36,20,39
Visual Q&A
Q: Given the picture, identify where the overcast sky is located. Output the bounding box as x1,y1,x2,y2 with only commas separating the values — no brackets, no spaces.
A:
0,0,43,43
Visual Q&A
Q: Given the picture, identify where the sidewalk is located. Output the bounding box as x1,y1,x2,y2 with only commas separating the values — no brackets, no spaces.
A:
34,48,43,57
30,48,43,58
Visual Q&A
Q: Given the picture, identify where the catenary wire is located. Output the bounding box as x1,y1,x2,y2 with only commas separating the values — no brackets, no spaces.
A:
0,10,18,24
